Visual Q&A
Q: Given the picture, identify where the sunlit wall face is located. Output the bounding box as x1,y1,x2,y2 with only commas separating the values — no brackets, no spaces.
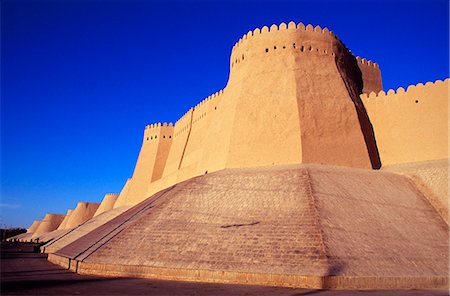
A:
2,0,448,228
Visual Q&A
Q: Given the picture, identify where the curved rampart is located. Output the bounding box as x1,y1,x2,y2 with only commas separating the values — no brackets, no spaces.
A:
112,178,132,208
65,202,100,229
94,194,119,217
27,220,41,233
32,214,66,237
361,79,449,166
57,209,74,230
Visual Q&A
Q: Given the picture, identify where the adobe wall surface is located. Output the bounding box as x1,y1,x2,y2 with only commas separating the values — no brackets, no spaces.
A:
52,165,448,289
117,22,383,206
43,206,131,254
114,125,173,207
361,79,449,166
356,56,383,94
27,220,41,233
65,202,100,229
57,209,74,230
94,194,119,217
31,214,66,237
113,178,132,208
383,159,449,224
226,23,374,170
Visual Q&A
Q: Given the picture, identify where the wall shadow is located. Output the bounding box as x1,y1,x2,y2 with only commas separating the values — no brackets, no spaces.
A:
334,44,382,169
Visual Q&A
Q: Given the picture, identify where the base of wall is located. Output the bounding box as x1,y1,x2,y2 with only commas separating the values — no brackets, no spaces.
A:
47,254,449,290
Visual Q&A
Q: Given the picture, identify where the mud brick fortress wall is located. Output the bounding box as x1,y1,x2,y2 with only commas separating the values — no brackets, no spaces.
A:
16,21,449,290
114,22,448,207
361,80,448,166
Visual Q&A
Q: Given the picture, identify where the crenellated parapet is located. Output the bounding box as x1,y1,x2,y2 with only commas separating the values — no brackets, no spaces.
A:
226,21,382,93
361,79,449,100
355,56,379,68
144,122,174,142
229,22,375,70
145,122,173,129
231,22,336,55
229,22,338,72
193,89,225,109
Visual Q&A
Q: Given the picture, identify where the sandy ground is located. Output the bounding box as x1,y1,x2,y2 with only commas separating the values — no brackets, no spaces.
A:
1,242,448,296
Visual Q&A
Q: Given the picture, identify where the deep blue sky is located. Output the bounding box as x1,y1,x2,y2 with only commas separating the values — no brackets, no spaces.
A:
2,0,449,228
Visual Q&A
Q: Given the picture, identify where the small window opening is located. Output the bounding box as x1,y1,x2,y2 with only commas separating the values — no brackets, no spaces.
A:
300,45,304,52
415,100,419,103
214,106,217,110
265,48,269,53
205,171,208,174
163,135,166,138
155,135,157,139
293,43,296,48
282,46,286,49
274,46,277,50
151,136,153,140
309,45,312,51
147,137,149,141
242,54,244,60
169,136,172,138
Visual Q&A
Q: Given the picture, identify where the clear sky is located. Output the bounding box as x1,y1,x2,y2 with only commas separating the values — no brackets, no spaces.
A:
1,0,449,228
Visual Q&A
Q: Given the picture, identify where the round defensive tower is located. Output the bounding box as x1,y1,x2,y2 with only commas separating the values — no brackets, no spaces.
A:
31,214,66,237
214,21,382,170
57,209,74,230
27,220,41,233
94,194,119,217
65,202,100,229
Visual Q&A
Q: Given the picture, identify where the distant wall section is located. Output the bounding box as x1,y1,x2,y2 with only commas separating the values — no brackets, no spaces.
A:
32,214,65,237
27,220,41,233
65,202,100,229
57,209,74,230
356,56,383,94
94,194,119,217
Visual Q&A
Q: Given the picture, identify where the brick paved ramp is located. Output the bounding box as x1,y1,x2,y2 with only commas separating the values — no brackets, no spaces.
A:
383,159,449,224
43,206,131,254
49,164,449,289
